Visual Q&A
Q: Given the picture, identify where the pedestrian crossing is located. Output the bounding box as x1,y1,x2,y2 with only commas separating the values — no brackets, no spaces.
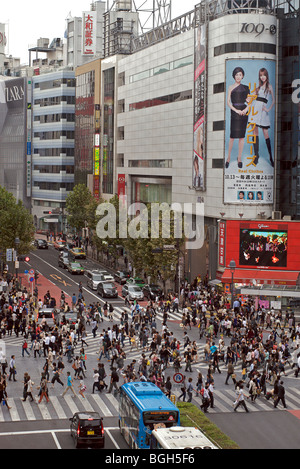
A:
172,385,300,413
0,390,120,423
1,378,300,423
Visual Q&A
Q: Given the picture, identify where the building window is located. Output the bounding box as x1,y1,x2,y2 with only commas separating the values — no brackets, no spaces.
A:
213,82,225,94
214,42,276,57
129,90,192,111
212,159,224,169
213,121,225,131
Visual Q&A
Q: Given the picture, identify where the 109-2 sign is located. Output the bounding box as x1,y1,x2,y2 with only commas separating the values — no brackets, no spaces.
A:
240,22,277,36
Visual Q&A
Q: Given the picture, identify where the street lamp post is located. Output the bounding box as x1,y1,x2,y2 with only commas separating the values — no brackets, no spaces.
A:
229,259,236,310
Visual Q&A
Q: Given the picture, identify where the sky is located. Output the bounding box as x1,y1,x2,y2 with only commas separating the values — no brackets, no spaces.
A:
1,0,198,65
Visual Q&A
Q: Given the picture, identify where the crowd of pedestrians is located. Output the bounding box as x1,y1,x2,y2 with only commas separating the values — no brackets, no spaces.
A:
0,271,298,413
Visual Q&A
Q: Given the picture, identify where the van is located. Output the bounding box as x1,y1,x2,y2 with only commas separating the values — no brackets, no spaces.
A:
85,270,105,290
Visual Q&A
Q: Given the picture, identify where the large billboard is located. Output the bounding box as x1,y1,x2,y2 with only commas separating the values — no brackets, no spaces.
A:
222,220,300,272
193,23,206,190
224,59,276,204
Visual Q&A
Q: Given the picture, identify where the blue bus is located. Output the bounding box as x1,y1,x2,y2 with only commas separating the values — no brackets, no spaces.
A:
119,382,180,449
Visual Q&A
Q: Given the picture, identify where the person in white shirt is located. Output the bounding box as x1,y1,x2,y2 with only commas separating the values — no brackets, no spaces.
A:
234,385,249,412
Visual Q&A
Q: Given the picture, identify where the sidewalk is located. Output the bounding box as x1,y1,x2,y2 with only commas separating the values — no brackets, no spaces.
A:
19,273,71,307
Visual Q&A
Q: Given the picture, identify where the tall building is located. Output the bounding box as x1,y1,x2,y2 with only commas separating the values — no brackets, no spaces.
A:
0,76,30,209
65,1,106,68
93,0,299,282
75,58,102,199
31,70,76,232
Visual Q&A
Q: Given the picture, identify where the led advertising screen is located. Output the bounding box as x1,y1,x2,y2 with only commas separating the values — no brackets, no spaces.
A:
224,59,276,204
239,229,288,268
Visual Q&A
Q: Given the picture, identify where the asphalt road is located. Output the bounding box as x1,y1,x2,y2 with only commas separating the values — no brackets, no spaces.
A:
3,244,300,450
0,417,128,450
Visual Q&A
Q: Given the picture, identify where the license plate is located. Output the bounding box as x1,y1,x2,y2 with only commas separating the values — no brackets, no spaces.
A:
87,431,94,435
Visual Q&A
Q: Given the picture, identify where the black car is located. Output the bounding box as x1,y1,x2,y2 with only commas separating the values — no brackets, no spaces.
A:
114,270,130,285
58,252,69,269
97,281,118,298
143,284,163,300
34,239,48,249
70,412,105,449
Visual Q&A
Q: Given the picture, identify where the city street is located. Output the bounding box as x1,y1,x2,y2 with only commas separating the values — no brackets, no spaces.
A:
1,243,300,449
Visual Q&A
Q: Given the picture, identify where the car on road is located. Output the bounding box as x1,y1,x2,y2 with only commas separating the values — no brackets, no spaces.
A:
142,284,163,300
97,281,118,298
85,270,105,290
34,239,48,249
36,308,57,326
114,270,130,285
97,270,114,282
63,242,76,252
54,240,65,250
70,412,105,449
126,277,145,288
67,262,85,275
122,284,144,301
58,252,70,269
60,311,78,326
69,247,86,260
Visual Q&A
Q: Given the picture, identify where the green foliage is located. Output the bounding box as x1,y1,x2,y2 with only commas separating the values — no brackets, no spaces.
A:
66,184,98,231
177,402,240,450
0,186,34,254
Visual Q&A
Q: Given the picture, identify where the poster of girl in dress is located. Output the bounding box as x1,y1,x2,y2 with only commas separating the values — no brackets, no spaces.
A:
193,23,206,190
224,59,276,204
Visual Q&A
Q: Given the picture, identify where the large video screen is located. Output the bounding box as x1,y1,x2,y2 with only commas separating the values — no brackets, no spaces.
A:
239,229,288,267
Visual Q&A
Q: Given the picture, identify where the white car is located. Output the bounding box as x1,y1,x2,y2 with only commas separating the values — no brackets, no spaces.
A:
97,270,114,282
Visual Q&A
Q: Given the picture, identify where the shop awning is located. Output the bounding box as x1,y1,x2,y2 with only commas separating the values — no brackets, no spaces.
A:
221,269,300,286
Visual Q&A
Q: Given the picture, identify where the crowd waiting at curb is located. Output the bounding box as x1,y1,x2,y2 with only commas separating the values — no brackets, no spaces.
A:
0,273,298,412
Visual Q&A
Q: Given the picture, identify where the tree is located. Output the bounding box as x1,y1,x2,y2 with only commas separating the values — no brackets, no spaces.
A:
122,202,185,286
0,186,35,254
65,184,96,232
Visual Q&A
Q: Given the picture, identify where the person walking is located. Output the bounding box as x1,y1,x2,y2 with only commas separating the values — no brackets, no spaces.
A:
178,376,187,401
23,376,35,402
21,339,30,357
78,379,87,399
107,367,119,394
274,381,287,409
8,355,17,382
233,384,249,413
165,376,172,398
51,363,64,388
225,361,237,386
38,373,49,404
62,371,77,398
0,375,11,410
187,377,194,403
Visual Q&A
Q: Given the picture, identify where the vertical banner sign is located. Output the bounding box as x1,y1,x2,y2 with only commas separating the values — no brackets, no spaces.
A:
94,133,100,200
218,221,226,267
193,23,206,190
118,174,126,200
27,79,32,197
224,59,276,204
82,12,96,56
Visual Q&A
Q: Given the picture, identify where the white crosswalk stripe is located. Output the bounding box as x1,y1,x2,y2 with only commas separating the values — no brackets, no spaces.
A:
1,382,299,422
0,391,119,422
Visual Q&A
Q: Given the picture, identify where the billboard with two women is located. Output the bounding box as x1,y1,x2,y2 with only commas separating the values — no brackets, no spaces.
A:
224,59,276,204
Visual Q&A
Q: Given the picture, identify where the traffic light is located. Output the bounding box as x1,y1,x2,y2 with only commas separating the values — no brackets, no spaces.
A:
43,211,52,215
19,255,30,262
34,272,39,281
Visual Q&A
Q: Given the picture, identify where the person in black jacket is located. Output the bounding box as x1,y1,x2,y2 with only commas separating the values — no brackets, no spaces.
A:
274,381,287,409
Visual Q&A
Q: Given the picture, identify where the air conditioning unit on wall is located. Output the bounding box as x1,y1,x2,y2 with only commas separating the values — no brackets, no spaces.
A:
272,211,282,220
